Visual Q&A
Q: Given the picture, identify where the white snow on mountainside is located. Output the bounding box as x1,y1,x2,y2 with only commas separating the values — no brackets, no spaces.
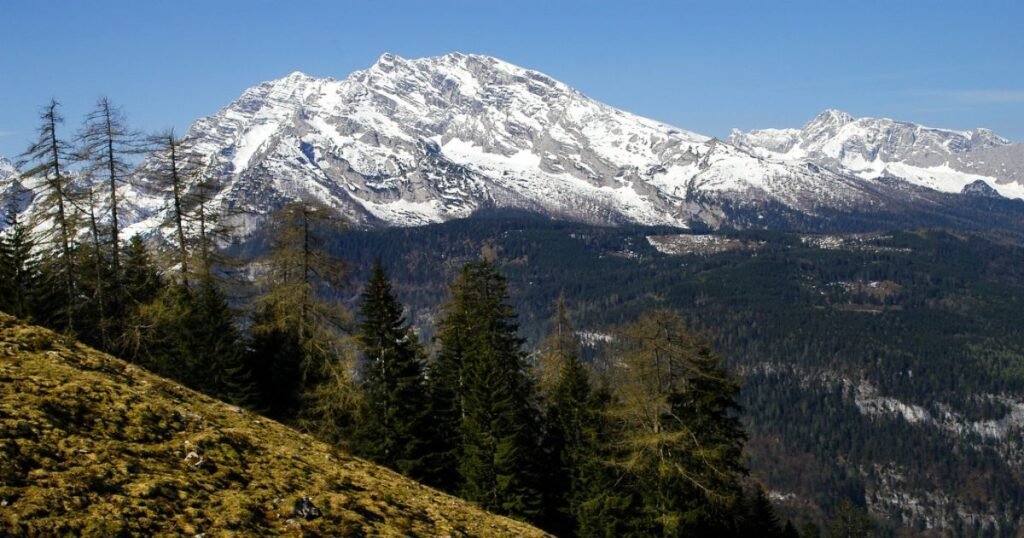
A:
0,157,15,180
730,109,1024,199
118,53,894,236
0,157,34,217
7,54,1024,239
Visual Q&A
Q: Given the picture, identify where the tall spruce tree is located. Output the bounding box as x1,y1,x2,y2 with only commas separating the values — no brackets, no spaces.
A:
121,234,162,306
0,210,43,320
538,294,601,536
430,260,543,521
116,234,163,362
742,484,784,538
189,275,255,406
354,259,430,479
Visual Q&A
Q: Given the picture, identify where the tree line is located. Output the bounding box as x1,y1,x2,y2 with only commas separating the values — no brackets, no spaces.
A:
0,99,882,536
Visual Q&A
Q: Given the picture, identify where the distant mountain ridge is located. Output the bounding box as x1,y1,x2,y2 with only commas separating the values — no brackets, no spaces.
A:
3,53,1024,239
730,109,1024,198
116,53,1002,239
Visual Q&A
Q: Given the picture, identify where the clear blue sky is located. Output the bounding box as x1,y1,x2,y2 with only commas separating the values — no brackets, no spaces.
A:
2,0,1022,158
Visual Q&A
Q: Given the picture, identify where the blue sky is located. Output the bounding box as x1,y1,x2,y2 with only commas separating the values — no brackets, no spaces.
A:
2,0,1022,158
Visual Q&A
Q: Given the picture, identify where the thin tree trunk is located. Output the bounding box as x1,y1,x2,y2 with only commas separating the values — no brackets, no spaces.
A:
47,104,75,331
103,100,121,274
168,133,189,285
87,188,108,348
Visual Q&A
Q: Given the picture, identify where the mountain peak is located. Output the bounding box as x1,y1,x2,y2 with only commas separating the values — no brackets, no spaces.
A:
0,156,16,180
971,127,1010,147
806,108,854,129
369,52,413,73
283,70,311,80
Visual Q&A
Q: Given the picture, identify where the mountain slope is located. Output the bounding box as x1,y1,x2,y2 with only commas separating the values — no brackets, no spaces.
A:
0,157,32,217
120,53,905,237
0,157,15,181
730,109,1024,198
0,313,546,537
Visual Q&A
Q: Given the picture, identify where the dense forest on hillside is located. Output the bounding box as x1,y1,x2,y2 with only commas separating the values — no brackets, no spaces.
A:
317,214,1024,534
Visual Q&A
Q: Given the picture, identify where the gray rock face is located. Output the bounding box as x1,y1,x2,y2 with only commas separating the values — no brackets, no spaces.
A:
731,110,1024,198
118,54,898,238
962,179,1002,198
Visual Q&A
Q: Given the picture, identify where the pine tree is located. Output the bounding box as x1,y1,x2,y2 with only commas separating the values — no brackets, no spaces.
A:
742,484,784,538
354,259,430,479
187,276,253,404
607,309,747,535
537,294,601,536
825,499,877,538
132,283,194,379
146,130,195,284
0,210,43,320
574,382,636,538
18,100,78,331
75,186,113,350
116,234,163,362
430,260,543,521
77,97,136,277
121,234,162,306
249,201,358,441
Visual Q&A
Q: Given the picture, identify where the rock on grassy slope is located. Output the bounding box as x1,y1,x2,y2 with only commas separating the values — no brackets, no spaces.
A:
0,314,547,537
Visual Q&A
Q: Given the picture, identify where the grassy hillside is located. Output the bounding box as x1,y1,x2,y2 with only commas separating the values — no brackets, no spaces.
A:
0,313,547,537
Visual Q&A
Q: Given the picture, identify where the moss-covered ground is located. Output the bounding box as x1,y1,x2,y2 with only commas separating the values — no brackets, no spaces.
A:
0,313,547,537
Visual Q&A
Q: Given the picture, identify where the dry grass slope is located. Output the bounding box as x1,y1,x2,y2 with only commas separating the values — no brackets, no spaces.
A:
0,313,548,537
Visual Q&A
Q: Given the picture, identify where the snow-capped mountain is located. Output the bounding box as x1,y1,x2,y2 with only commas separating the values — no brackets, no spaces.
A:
0,157,15,181
0,157,33,218
730,110,1024,199
121,53,908,237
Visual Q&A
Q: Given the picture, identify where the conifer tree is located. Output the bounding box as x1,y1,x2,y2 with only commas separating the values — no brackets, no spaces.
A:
607,309,747,535
75,186,112,349
18,100,78,330
77,97,136,276
355,259,430,479
538,294,602,536
825,499,877,538
146,130,194,283
743,484,784,538
116,234,163,362
121,234,162,306
189,275,254,406
430,260,543,521
249,201,358,440
0,210,43,320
